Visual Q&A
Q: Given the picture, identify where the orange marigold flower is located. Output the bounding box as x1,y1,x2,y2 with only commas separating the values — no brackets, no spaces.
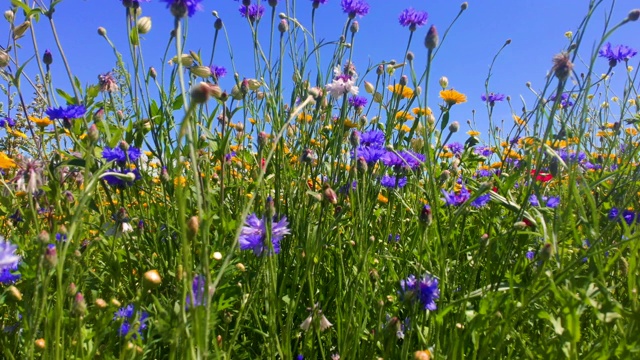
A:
395,111,415,121
412,107,432,116
29,116,54,127
0,152,16,169
388,84,414,99
439,89,467,105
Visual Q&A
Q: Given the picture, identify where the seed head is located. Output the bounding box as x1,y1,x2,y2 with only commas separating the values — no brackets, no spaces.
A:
551,52,573,81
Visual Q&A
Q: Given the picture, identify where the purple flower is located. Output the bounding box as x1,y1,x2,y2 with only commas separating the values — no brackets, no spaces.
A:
546,196,560,208
398,8,428,30
114,305,148,338
186,274,206,309
447,142,464,156
341,0,369,18
599,42,637,66
0,117,16,128
442,186,470,206
525,251,535,260
380,175,407,188
113,304,135,320
45,105,86,121
355,147,385,165
481,93,506,105
548,93,573,108
159,0,203,17
103,169,141,188
359,130,385,148
240,4,265,22
102,146,142,165
622,209,637,225
0,239,20,271
471,193,490,208
474,146,493,157
239,214,290,256
348,95,368,109
209,65,227,80
399,273,439,311
381,150,424,170
528,194,540,207
325,76,358,98
608,208,619,220
0,268,20,284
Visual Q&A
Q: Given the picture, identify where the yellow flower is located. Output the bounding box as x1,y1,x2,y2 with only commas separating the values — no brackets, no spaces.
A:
0,152,16,169
174,176,187,187
377,193,388,204
343,119,358,129
395,124,411,132
297,112,312,122
512,114,526,125
388,84,414,99
249,118,256,125
439,89,467,105
395,111,414,121
7,128,27,138
467,130,480,136
29,116,53,128
412,107,432,116
625,127,638,136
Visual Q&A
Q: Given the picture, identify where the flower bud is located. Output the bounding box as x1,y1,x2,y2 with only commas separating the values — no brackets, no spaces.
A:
97,27,107,36
438,76,449,89
414,350,432,360
136,16,152,34
95,298,107,308
0,50,10,68
399,75,408,86
278,19,288,33
247,78,261,91
190,65,212,78
357,156,368,173
169,54,194,67
149,66,157,79
236,263,246,272
187,216,199,239
214,18,223,30
551,52,573,81
143,269,162,289
38,230,50,243
448,121,459,133
45,244,57,268
350,20,359,33
628,9,640,21
322,185,338,205
213,251,223,260
461,2,468,10
73,293,87,316
35,339,46,351
4,10,14,24
8,285,22,301
349,130,360,148
376,64,384,75
13,21,31,40
87,124,99,142
425,25,438,50
191,82,211,104
406,51,414,61
364,81,375,94
68,282,77,296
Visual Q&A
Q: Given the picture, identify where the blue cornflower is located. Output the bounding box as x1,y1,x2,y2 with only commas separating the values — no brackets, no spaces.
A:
471,193,490,208
398,8,428,30
114,304,148,338
622,209,636,225
160,0,203,17
0,117,16,128
447,142,464,156
239,214,290,256
546,196,560,208
103,169,141,188
0,239,20,273
599,42,637,66
548,93,573,108
476,168,493,177
240,4,265,22
209,65,227,80
474,146,493,157
186,274,206,309
387,234,401,242
359,130,385,148
525,250,535,260
608,208,619,220
341,0,369,18
381,150,424,170
348,95,368,109
442,186,470,206
356,147,385,165
481,93,506,105
399,273,439,311
380,175,407,188
45,105,86,121
55,233,68,242
529,194,540,207
102,146,142,165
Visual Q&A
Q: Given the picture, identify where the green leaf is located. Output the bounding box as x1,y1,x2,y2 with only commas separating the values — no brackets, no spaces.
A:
55,88,76,104
172,94,184,110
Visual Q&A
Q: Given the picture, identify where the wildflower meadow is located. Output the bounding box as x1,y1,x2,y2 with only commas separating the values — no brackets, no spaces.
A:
2,0,640,358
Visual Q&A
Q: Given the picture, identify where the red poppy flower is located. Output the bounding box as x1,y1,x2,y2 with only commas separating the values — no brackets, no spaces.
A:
531,170,552,182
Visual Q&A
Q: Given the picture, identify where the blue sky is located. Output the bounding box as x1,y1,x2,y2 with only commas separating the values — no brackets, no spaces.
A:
13,0,640,137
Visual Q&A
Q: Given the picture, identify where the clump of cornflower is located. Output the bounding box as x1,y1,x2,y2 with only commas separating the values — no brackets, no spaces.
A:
209,65,227,81
442,185,470,206
186,274,207,309
352,130,386,165
0,117,15,128
102,145,142,166
399,273,440,311
239,3,265,22
481,92,506,106
113,304,148,338
548,92,573,108
381,150,424,171
529,195,560,208
0,238,21,284
609,208,637,225
380,175,407,189
474,146,493,157
446,142,464,157
348,95,367,111
159,0,203,18
599,42,637,67
341,0,369,18
388,234,401,242
45,105,86,128
398,8,428,31
471,193,490,208
239,214,290,256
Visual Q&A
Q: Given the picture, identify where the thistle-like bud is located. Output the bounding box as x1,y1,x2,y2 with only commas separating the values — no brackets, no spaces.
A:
448,121,460,133
420,204,432,225
143,269,162,289
148,66,157,79
87,124,99,142
628,9,640,21
214,18,223,30
268,0,278,7
376,64,384,75
350,20,359,33
266,196,275,218
425,25,438,50
322,185,338,205
136,16,152,34
551,52,573,81
349,130,360,148
357,156,368,173
187,216,199,239
73,292,87,316
258,131,269,149
406,51,415,62
97,27,107,36
278,19,288,33
399,75,408,86
45,244,58,268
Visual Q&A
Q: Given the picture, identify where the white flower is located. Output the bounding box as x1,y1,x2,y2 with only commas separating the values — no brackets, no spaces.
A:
325,77,359,98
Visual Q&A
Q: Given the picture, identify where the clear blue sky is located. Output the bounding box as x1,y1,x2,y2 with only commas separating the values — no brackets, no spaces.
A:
15,0,640,136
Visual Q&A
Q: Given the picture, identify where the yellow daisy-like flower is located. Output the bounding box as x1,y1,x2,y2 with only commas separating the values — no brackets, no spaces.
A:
7,128,27,138
343,119,358,129
395,111,415,121
395,124,411,133
412,107,432,116
0,152,16,169
439,89,467,106
625,127,638,136
297,112,312,123
29,116,54,128
512,115,526,125
467,130,480,136
388,84,414,99
377,193,389,204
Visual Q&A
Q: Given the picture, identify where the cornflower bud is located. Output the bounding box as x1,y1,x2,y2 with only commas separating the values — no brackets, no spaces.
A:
376,64,384,75
73,293,87,316
551,52,573,81
350,21,359,33
278,19,288,33
214,18,223,30
399,75,408,86
349,130,360,148
448,121,460,133
87,124,99,142
45,244,57,268
406,51,415,62
322,185,338,205
461,2,468,10
628,9,640,21
97,27,107,36
191,82,211,104
425,25,438,50
43,49,53,66
149,66,157,79
137,16,152,34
